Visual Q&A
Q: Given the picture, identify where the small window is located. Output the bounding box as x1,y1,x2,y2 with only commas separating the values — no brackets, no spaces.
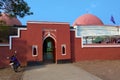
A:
32,45,38,56
61,44,66,55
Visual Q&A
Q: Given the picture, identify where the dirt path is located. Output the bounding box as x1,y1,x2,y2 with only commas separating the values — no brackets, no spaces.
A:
22,64,101,80
74,60,120,80
0,67,24,80
0,60,120,80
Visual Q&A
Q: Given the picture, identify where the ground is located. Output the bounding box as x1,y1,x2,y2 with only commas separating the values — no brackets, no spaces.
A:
74,60,120,80
0,67,24,80
0,60,120,80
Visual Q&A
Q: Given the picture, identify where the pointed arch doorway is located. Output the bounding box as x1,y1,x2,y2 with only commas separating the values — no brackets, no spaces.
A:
43,37,55,63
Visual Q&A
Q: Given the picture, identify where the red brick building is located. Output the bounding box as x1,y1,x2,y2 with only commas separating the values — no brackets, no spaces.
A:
0,14,120,68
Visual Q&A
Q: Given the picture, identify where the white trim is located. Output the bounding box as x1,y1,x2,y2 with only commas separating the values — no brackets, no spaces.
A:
61,44,66,55
27,21,69,25
0,44,9,46
9,28,27,49
70,29,76,31
75,26,81,38
81,37,84,48
32,45,38,57
81,37,120,48
43,33,56,42
83,44,120,48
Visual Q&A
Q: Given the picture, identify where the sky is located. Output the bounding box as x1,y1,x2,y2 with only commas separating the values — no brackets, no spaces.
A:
18,0,120,26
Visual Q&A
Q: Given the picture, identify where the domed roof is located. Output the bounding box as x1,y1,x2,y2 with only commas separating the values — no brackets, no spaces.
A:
0,13,22,26
73,14,104,26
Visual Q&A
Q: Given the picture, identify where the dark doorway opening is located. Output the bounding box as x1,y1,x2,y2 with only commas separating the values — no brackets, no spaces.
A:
43,37,55,63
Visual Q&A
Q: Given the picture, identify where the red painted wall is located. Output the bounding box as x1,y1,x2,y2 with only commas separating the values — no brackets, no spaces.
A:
70,30,75,62
26,22,71,62
0,22,71,67
0,46,11,68
70,30,120,62
1,22,120,68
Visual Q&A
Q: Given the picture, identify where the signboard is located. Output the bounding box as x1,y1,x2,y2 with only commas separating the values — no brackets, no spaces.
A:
76,26,120,37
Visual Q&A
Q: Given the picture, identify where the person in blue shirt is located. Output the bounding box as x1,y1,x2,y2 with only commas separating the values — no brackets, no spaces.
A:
10,51,20,72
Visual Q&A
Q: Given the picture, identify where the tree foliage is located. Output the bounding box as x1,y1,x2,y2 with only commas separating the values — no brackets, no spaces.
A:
0,26,17,43
0,0,33,18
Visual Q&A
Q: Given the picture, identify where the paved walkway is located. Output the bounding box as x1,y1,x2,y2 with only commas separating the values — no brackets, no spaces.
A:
22,64,102,80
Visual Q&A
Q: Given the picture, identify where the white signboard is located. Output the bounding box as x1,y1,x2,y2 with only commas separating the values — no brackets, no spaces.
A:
76,26,120,37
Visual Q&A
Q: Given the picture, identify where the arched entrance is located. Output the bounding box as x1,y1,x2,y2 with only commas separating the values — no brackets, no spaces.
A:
43,37,55,63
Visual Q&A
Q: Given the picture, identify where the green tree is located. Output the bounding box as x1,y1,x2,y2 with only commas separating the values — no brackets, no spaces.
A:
0,0,33,18
0,26,17,43
93,36,104,43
